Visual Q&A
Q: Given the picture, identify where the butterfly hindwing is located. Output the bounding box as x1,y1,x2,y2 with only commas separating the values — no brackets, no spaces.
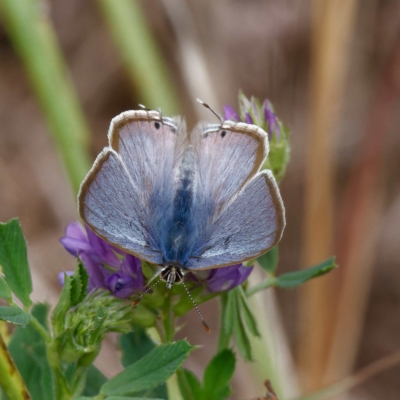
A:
187,170,285,270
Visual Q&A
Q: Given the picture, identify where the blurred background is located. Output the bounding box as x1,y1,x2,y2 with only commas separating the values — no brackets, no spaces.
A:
1,0,400,399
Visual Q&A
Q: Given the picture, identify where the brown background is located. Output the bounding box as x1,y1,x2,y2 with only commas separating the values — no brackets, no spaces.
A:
1,1,400,399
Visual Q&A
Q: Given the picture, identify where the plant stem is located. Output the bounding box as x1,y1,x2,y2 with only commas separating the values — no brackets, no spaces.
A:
246,278,276,297
162,296,175,343
0,0,92,194
46,340,71,400
166,373,184,400
0,333,32,400
29,314,51,343
96,0,180,115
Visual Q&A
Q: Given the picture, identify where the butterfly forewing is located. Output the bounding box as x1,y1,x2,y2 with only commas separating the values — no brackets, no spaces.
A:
79,110,180,264
193,121,268,222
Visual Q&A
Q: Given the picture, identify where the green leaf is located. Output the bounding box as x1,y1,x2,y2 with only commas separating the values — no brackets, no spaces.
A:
257,246,279,274
0,305,31,325
51,272,73,336
0,275,12,302
120,328,156,367
234,296,252,361
82,365,107,396
8,304,54,400
177,368,202,400
70,261,89,306
238,287,260,337
105,397,164,400
202,349,235,400
275,257,337,288
101,340,195,396
120,328,168,399
0,219,32,306
218,291,235,351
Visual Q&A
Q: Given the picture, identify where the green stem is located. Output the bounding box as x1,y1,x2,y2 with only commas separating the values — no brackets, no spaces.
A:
166,373,184,400
29,315,51,343
162,296,175,343
47,341,71,400
246,278,276,297
96,0,180,115
0,334,32,400
0,0,92,194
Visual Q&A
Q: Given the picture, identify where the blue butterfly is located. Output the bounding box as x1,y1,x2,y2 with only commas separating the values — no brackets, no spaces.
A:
78,107,285,291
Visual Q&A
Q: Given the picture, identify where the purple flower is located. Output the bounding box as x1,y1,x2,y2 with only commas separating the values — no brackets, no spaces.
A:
263,99,280,140
188,263,253,293
223,93,281,141
60,222,144,298
223,105,240,122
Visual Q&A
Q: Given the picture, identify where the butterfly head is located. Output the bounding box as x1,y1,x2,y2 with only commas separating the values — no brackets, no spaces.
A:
161,265,184,289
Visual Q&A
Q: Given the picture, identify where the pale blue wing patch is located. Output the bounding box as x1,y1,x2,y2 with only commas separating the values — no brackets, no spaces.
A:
79,110,184,264
187,170,285,270
177,121,271,267
193,120,268,219
79,149,162,264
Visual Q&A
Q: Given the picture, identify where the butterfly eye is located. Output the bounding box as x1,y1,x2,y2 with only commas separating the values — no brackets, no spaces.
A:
154,121,161,129
220,130,227,138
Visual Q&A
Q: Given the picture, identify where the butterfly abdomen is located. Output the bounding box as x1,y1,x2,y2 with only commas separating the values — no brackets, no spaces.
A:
162,147,197,265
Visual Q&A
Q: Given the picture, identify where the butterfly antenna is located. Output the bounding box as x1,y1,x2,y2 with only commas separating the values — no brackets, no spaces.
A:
132,276,162,306
196,98,223,123
182,280,211,333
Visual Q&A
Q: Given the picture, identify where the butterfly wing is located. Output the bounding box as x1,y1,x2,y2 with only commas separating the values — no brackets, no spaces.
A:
78,110,181,264
187,121,285,270
192,121,268,221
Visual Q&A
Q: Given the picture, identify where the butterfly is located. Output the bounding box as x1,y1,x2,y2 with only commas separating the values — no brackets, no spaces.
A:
78,105,285,292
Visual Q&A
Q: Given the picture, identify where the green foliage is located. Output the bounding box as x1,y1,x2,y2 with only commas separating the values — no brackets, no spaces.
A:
265,122,291,182
257,246,279,275
274,257,337,288
70,261,89,306
120,328,157,368
51,260,89,337
0,276,12,303
105,397,164,400
218,287,260,360
8,304,54,400
101,340,195,396
57,292,132,365
177,369,202,400
202,350,235,400
247,256,337,296
119,328,168,399
218,292,235,351
81,366,107,397
51,271,74,337
0,219,32,307
237,91,291,182
234,308,253,361
237,286,260,337
177,349,236,400
0,306,30,326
